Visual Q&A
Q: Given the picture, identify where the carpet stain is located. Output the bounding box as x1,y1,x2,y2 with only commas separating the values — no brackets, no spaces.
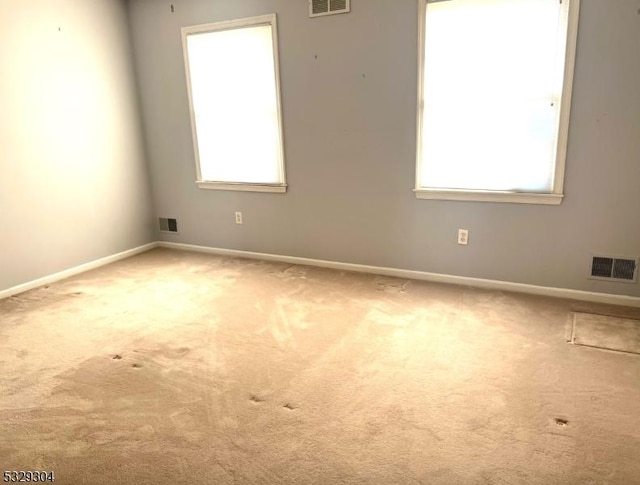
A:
278,265,308,280
375,277,410,294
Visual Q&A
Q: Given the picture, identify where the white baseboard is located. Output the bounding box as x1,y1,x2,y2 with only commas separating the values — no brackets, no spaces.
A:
4,240,638,308
0,242,158,301
158,241,640,308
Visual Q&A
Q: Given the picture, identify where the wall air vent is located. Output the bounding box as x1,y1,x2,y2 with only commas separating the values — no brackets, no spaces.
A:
309,0,350,18
589,255,638,283
159,217,178,234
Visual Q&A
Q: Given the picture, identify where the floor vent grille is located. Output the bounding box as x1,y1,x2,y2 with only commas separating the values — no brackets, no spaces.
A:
159,218,178,234
310,0,350,17
590,255,638,283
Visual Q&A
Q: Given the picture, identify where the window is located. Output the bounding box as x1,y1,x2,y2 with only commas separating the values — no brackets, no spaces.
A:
182,14,286,193
415,0,580,204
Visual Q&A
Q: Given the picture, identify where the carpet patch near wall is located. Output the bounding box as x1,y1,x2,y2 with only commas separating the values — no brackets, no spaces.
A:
570,312,640,355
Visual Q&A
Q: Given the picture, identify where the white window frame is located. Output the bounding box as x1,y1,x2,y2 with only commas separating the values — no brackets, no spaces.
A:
181,14,287,193
414,0,581,205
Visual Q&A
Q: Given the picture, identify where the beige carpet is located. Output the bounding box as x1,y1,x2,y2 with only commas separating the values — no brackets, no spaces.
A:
570,312,640,355
1,248,640,484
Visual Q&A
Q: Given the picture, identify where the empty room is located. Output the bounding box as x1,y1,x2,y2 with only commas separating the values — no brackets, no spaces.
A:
1,0,639,483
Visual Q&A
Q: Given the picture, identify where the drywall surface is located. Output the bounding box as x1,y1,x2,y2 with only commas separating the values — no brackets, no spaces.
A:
127,0,640,297
0,0,155,292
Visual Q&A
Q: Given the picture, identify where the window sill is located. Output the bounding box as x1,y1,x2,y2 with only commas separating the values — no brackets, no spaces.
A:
414,188,563,205
196,181,287,193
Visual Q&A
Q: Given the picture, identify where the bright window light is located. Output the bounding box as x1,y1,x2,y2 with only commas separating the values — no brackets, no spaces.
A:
182,15,286,192
416,0,580,204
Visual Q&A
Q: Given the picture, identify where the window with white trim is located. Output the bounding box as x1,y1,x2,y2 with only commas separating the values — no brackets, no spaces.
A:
415,0,580,205
182,14,286,193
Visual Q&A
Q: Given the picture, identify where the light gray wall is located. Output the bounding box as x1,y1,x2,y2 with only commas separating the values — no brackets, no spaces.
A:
0,0,155,292
127,0,640,297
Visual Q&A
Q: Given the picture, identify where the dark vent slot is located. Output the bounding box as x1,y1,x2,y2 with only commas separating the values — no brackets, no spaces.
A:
591,257,613,278
312,0,329,14
612,259,636,281
159,218,178,233
330,0,347,11
590,255,638,283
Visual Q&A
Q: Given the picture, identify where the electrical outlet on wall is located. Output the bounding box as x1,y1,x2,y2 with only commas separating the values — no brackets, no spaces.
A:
235,212,243,224
458,229,469,245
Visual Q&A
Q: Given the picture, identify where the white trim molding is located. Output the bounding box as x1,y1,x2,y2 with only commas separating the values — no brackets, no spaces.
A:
2,240,638,309
0,243,157,301
414,189,563,205
158,242,640,308
195,181,287,193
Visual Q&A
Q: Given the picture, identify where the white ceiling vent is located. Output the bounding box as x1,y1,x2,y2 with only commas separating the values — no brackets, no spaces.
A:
309,0,350,18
